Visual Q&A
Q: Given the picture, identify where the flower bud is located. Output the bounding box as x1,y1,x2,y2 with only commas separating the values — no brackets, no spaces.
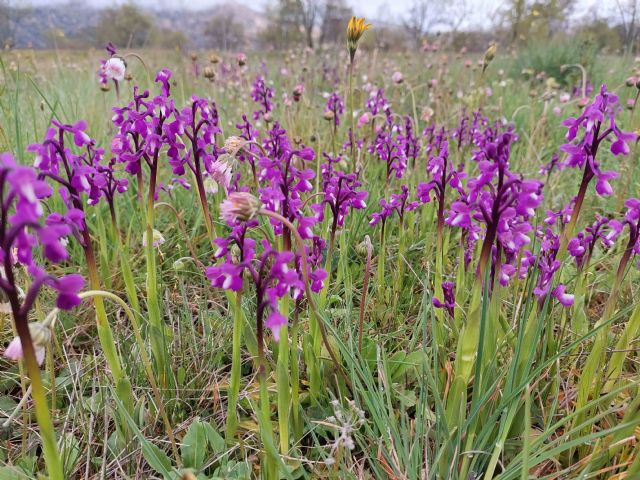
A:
173,258,188,271
482,41,497,73
230,245,241,264
142,229,166,248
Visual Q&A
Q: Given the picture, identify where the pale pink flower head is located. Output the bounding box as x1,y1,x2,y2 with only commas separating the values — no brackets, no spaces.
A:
4,322,51,366
357,112,371,128
220,192,261,224
391,71,404,84
559,92,570,103
421,106,434,122
104,57,126,82
206,158,233,194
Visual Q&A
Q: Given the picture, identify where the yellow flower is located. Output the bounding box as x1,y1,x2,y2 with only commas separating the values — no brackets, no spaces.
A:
347,16,372,61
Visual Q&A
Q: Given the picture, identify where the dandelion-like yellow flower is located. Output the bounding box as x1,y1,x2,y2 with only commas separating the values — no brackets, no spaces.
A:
347,16,372,62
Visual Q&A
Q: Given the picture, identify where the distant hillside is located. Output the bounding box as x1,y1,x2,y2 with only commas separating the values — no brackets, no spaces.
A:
1,1,264,49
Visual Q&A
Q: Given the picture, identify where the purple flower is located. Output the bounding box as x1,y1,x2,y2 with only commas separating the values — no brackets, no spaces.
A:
445,127,543,285
0,153,84,322
432,281,455,316
552,285,574,307
374,131,407,182
251,76,275,121
369,185,419,227
568,215,610,269
325,92,344,128
155,68,173,97
50,274,85,310
560,85,636,199
319,154,368,227
206,223,304,340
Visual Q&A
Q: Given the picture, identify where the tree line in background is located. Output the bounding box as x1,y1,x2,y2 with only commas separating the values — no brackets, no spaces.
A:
1,0,640,53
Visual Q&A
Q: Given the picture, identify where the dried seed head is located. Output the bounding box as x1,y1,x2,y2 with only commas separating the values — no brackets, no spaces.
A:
224,136,247,156
204,66,216,81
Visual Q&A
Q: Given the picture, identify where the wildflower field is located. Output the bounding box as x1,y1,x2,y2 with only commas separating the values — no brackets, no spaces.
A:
1,23,640,479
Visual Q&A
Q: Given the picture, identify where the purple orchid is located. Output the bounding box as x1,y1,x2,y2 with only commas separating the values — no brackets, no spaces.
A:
251,76,275,121
206,223,303,342
325,92,345,128
432,281,456,317
560,85,636,199
0,153,83,344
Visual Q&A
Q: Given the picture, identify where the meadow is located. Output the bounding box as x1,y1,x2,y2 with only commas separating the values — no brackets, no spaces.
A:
0,25,639,479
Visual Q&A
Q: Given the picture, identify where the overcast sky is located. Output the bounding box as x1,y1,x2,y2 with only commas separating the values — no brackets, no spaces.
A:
15,0,614,29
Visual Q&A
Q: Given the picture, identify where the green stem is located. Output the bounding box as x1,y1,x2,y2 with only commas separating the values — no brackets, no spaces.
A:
145,164,168,388
259,209,349,389
225,291,244,441
109,216,140,316
377,222,386,304
290,303,302,440
13,315,62,479
358,236,373,352
258,366,278,478
83,230,123,383
348,61,355,171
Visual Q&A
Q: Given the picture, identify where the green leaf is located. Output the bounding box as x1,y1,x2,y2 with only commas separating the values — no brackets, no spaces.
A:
142,441,174,477
394,386,417,408
182,418,207,470
0,395,17,413
202,421,225,454
0,467,28,480
114,393,176,478
60,432,82,477
390,350,428,383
